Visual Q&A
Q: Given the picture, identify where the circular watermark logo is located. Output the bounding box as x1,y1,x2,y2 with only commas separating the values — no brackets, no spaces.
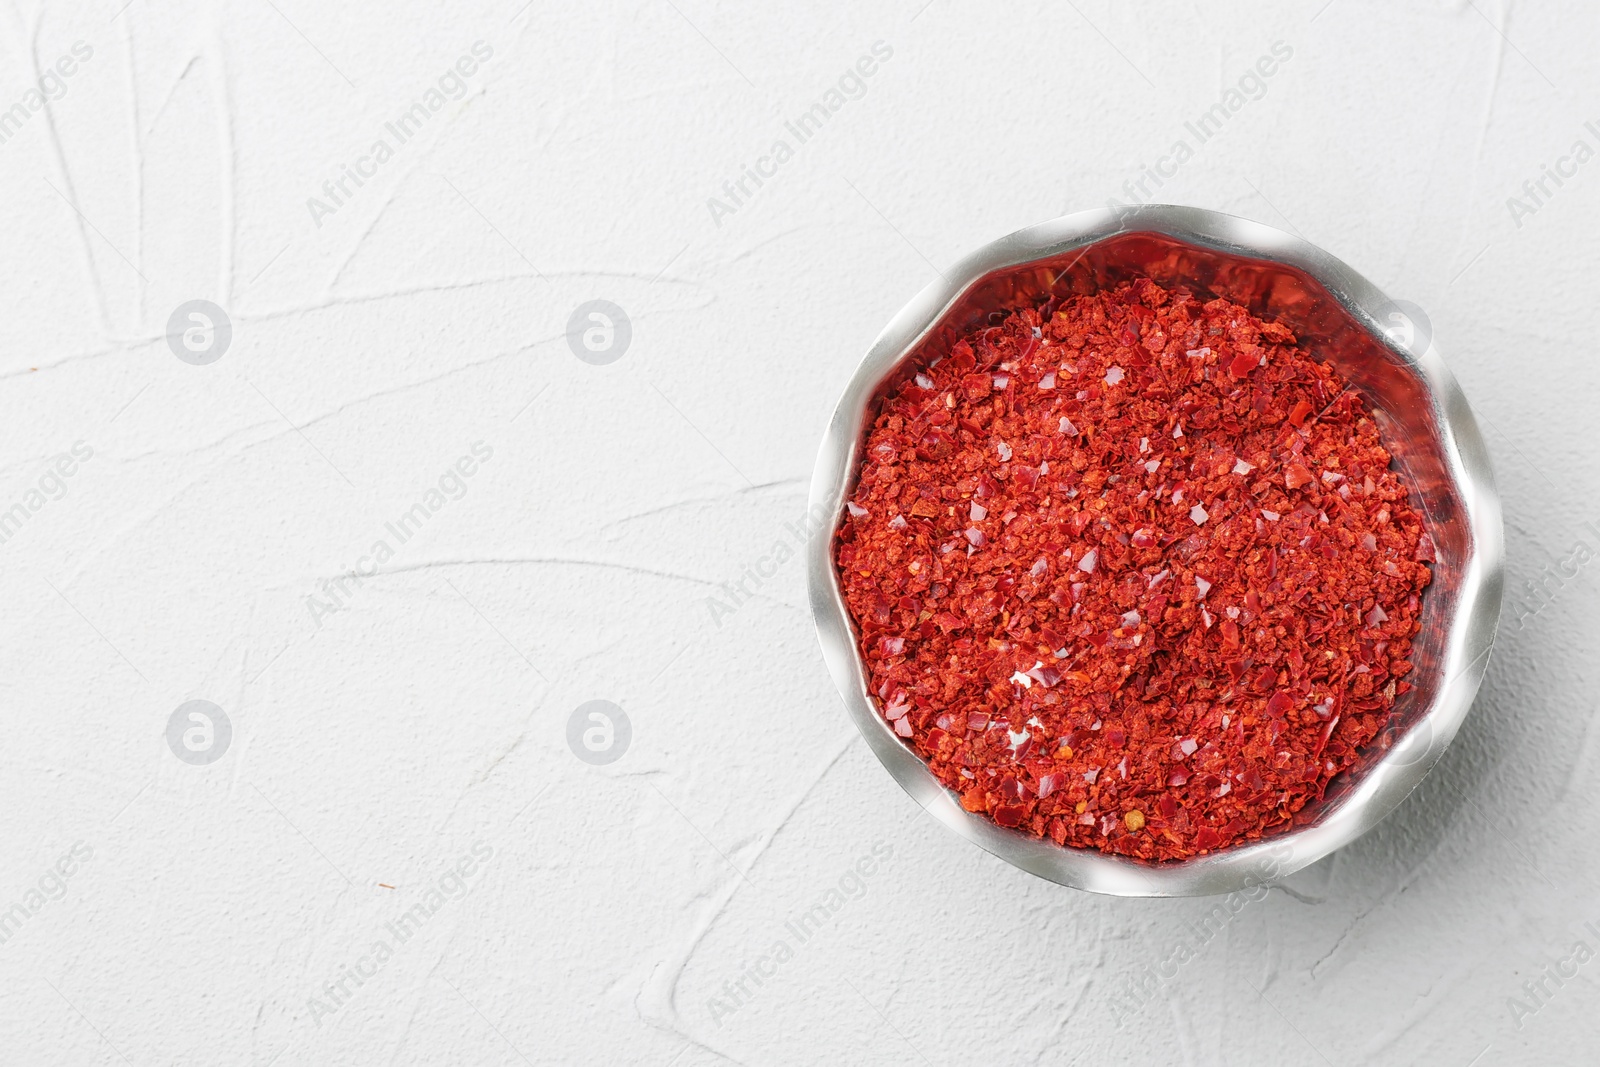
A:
1372,299,1432,358
566,700,631,765
166,300,232,365
566,300,631,365
166,699,232,765
1383,716,1435,769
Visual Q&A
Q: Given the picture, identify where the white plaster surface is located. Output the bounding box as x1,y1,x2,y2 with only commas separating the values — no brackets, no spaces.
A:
1,1,1598,1063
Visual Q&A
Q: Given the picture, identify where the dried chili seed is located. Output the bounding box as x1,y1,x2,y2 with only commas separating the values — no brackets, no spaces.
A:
836,278,1433,862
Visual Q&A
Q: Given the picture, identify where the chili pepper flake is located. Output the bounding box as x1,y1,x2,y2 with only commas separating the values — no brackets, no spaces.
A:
836,278,1433,861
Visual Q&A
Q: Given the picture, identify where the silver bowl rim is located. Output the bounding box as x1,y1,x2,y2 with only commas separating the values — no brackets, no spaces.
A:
807,203,1504,897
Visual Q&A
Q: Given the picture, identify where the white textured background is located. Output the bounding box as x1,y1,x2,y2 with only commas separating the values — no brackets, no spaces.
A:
1,1,1596,1064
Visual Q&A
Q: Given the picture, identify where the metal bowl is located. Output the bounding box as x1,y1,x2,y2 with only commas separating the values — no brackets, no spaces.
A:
807,204,1504,897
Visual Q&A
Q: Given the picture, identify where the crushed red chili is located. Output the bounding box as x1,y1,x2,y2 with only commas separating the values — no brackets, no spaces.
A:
836,278,1433,861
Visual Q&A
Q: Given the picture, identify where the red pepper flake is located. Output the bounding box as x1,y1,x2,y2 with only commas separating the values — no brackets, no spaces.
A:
1228,349,1260,377
836,278,1431,861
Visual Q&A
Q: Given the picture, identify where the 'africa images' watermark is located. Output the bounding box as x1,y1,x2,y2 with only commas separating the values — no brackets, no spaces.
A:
0,41,94,151
1506,519,1600,631
708,841,895,1026
0,441,93,548
705,41,894,228
1505,120,1600,229
304,442,493,627
1106,41,1293,210
305,42,495,228
1499,921,1600,1033
0,842,93,948
305,842,494,1026
1108,844,1291,1028
701,501,830,627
